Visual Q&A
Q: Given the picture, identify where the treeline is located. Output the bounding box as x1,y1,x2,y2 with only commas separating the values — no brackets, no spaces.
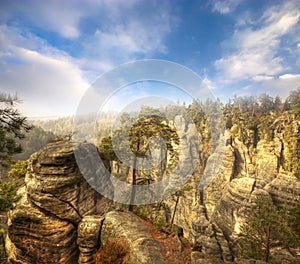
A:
13,126,56,160
183,89,300,179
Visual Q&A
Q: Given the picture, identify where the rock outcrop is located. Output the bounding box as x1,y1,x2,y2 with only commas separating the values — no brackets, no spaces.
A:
4,111,300,263
6,141,113,263
167,125,300,263
101,211,165,264
77,215,103,264
5,141,168,264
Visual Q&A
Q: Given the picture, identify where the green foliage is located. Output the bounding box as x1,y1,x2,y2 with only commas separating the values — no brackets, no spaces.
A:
286,88,300,116
134,205,149,220
0,94,32,139
0,225,6,262
239,195,278,262
110,107,180,211
153,214,168,233
0,93,29,263
0,93,32,168
8,160,27,180
0,180,19,213
0,245,4,263
282,120,300,179
127,112,180,158
284,203,300,247
99,136,117,161
96,239,130,264
239,195,300,262
0,130,22,168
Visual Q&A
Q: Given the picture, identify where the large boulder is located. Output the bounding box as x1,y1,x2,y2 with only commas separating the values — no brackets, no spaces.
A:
6,141,113,263
100,210,165,264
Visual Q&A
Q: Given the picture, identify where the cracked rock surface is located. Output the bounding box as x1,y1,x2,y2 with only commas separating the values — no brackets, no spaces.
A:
6,141,112,264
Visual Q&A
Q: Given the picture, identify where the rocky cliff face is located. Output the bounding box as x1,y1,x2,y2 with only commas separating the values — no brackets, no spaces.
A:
5,141,168,264
6,141,113,263
167,115,300,263
5,112,300,263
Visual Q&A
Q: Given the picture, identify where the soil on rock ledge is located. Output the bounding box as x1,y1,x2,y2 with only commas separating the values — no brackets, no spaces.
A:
96,210,192,264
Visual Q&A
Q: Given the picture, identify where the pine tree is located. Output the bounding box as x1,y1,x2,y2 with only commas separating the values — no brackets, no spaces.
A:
239,195,300,262
0,93,32,168
111,108,179,211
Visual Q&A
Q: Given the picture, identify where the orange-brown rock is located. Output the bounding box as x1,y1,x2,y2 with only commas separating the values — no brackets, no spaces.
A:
6,141,112,263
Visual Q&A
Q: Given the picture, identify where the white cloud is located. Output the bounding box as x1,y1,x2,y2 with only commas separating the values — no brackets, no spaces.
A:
211,0,244,14
1,1,176,56
202,77,217,90
0,1,178,117
2,1,83,39
0,25,88,117
279,73,300,79
255,75,300,99
252,75,274,82
215,1,300,81
81,3,177,63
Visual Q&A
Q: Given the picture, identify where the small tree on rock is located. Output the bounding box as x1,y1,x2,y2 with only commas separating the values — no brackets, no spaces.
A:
239,194,299,262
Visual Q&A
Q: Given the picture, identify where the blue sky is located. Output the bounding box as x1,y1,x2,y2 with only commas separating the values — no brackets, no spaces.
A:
0,0,299,117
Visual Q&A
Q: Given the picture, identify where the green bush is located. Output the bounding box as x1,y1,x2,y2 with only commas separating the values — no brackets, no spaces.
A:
134,206,149,220
0,180,19,213
153,215,168,233
8,160,27,180
238,195,300,262
0,225,6,263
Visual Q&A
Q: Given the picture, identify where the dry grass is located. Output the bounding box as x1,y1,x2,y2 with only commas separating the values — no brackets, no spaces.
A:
95,238,130,264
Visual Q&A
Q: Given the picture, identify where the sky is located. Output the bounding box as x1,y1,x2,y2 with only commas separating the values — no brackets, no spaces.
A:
0,0,299,118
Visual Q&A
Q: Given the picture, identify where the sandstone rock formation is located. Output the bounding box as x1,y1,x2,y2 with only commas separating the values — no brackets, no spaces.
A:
101,210,165,264
6,141,113,263
166,123,300,263
6,141,168,264
77,215,103,264
5,111,300,263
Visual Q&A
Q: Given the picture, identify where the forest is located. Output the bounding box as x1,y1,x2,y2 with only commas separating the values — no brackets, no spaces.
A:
0,88,300,263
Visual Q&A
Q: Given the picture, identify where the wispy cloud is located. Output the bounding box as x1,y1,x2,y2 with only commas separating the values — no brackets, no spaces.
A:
215,1,300,81
206,1,300,100
279,73,300,79
211,0,244,14
80,1,177,66
0,25,88,117
0,0,85,38
0,1,178,116
252,75,274,82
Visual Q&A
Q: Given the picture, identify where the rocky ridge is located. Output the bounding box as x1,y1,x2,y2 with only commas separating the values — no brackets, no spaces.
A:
5,111,300,263
166,115,300,263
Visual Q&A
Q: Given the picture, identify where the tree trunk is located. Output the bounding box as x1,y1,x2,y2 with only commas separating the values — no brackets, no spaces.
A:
128,164,137,211
171,195,180,231
265,225,271,263
129,134,140,212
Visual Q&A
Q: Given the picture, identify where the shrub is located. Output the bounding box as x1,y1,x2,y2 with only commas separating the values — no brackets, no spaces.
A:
95,238,130,264
0,180,19,213
134,205,150,220
153,215,168,233
0,225,6,263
